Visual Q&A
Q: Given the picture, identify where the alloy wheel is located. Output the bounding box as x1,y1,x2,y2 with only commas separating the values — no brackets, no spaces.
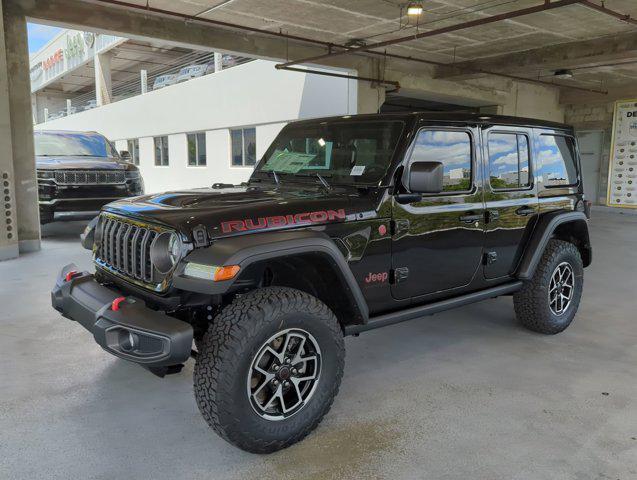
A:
247,328,322,421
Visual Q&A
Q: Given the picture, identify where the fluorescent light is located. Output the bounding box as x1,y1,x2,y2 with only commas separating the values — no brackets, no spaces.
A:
554,69,574,79
318,138,326,147
407,3,423,16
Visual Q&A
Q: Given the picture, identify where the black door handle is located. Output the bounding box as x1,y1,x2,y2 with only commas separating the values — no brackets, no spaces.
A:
459,213,482,223
515,207,536,216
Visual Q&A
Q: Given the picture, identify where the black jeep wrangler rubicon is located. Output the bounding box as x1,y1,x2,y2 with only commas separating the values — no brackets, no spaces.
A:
52,113,591,453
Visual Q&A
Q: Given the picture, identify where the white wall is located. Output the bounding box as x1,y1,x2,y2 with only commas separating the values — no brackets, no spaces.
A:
36,60,355,193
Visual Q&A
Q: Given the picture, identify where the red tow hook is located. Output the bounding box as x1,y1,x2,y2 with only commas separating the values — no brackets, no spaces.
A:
111,296,127,312
65,270,80,282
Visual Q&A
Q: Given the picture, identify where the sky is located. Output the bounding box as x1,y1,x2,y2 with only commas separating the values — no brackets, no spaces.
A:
27,23,62,54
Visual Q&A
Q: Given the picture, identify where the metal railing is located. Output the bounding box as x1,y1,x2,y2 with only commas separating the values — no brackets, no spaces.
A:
40,50,253,123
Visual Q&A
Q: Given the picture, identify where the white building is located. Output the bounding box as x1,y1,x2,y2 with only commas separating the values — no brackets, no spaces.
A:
30,29,357,193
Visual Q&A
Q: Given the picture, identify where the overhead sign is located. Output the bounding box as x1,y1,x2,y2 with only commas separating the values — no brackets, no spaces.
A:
42,49,63,71
607,99,637,208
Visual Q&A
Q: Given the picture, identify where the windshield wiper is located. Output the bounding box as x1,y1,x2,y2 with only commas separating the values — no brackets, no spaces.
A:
316,173,331,191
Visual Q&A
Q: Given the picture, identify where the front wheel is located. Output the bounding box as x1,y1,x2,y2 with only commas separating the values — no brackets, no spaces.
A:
193,287,345,453
514,239,584,334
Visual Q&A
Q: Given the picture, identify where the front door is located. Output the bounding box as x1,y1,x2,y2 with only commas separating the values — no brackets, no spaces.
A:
482,126,539,279
391,126,486,300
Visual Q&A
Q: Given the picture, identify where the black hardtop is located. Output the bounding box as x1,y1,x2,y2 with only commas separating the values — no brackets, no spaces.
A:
292,112,572,132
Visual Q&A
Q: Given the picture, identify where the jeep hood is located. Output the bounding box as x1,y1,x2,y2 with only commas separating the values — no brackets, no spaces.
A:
36,155,134,171
103,184,381,240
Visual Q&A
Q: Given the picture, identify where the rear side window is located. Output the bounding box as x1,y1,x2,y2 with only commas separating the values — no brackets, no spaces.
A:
411,130,472,192
488,132,530,190
538,134,578,187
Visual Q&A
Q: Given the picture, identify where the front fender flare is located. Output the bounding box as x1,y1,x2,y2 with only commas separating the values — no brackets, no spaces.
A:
172,229,369,322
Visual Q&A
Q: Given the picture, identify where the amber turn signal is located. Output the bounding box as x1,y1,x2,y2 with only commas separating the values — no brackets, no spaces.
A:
213,265,241,282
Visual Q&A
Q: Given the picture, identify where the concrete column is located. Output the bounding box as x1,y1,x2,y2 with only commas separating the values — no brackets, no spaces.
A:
3,1,40,254
0,0,18,261
214,52,222,72
140,69,147,94
356,63,386,114
95,51,113,106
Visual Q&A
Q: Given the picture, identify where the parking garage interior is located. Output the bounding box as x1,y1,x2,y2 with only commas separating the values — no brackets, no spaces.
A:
2,0,637,478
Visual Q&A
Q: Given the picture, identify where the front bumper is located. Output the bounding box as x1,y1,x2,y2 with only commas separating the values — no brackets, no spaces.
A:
51,264,193,369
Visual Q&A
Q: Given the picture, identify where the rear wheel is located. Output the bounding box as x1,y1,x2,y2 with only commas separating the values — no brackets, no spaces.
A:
193,287,345,453
514,239,583,334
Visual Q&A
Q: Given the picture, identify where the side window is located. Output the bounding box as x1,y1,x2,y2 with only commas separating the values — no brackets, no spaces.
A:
488,133,530,190
154,136,169,166
231,128,257,167
127,139,139,165
411,130,472,192
538,134,578,187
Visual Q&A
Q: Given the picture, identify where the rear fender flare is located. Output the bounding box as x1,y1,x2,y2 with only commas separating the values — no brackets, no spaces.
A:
516,211,591,280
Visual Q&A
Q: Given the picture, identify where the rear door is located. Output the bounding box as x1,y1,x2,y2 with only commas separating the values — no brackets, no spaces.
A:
482,126,539,279
391,125,486,300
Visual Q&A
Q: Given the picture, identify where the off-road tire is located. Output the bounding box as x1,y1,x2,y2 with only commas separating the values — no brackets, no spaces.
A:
514,239,583,334
193,287,345,453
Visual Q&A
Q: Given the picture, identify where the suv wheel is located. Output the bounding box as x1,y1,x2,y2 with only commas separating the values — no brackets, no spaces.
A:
514,239,583,334
193,287,345,453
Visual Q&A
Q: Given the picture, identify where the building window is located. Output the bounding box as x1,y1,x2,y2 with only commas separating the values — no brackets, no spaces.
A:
538,134,578,187
410,130,472,192
127,139,140,165
154,136,169,166
231,128,256,166
187,132,207,166
488,133,530,190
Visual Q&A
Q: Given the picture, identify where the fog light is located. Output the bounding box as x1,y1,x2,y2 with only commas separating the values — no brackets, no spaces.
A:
119,330,139,352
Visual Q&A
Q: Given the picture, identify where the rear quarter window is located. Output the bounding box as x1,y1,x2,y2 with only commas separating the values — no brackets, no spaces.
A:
538,134,579,187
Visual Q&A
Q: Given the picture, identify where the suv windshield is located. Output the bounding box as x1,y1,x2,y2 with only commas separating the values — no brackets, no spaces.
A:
253,120,404,185
34,132,117,158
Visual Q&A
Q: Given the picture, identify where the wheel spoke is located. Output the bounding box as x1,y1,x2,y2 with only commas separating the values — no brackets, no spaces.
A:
252,373,274,399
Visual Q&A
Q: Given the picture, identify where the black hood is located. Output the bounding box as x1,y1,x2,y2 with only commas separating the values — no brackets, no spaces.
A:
36,155,135,171
104,184,382,240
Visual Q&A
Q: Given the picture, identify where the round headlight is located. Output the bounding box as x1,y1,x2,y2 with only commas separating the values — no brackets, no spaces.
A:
151,231,182,274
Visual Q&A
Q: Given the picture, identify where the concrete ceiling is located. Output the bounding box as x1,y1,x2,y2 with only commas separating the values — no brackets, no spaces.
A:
97,0,637,92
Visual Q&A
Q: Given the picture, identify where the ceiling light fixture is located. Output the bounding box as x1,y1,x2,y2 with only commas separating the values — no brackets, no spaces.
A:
554,69,574,79
406,2,424,16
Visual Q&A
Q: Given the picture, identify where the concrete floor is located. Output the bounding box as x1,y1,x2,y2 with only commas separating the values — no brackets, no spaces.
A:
1,211,636,480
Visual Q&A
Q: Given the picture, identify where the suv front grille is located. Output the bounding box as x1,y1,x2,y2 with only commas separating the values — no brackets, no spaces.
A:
54,170,126,185
95,215,166,288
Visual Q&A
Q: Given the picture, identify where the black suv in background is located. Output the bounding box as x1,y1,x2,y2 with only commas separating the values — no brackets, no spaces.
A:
36,131,144,223
52,113,591,453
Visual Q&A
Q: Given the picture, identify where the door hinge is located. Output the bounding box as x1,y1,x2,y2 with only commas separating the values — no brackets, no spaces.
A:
392,267,410,284
484,251,498,265
486,209,499,223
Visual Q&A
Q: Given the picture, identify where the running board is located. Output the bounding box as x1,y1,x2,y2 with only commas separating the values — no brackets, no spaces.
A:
344,281,523,336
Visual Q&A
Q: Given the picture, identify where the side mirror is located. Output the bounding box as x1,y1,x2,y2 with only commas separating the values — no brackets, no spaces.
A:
406,161,443,194
120,150,132,161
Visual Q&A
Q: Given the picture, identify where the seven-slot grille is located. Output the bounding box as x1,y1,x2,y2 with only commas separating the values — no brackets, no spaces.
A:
97,216,161,284
54,170,126,185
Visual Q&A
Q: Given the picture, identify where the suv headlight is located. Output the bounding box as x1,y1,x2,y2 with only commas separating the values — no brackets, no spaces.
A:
37,170,55,180
150,231,183,274
125,170,141,180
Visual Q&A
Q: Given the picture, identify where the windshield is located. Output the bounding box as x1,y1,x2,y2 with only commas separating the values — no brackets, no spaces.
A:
253,120,404,185
34,132,117,157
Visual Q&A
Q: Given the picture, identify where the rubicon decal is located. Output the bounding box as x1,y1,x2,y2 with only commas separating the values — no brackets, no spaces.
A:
221,209,346,233
365,272,389,284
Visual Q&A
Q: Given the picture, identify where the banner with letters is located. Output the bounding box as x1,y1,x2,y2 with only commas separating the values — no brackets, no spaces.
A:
608,99,637,208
